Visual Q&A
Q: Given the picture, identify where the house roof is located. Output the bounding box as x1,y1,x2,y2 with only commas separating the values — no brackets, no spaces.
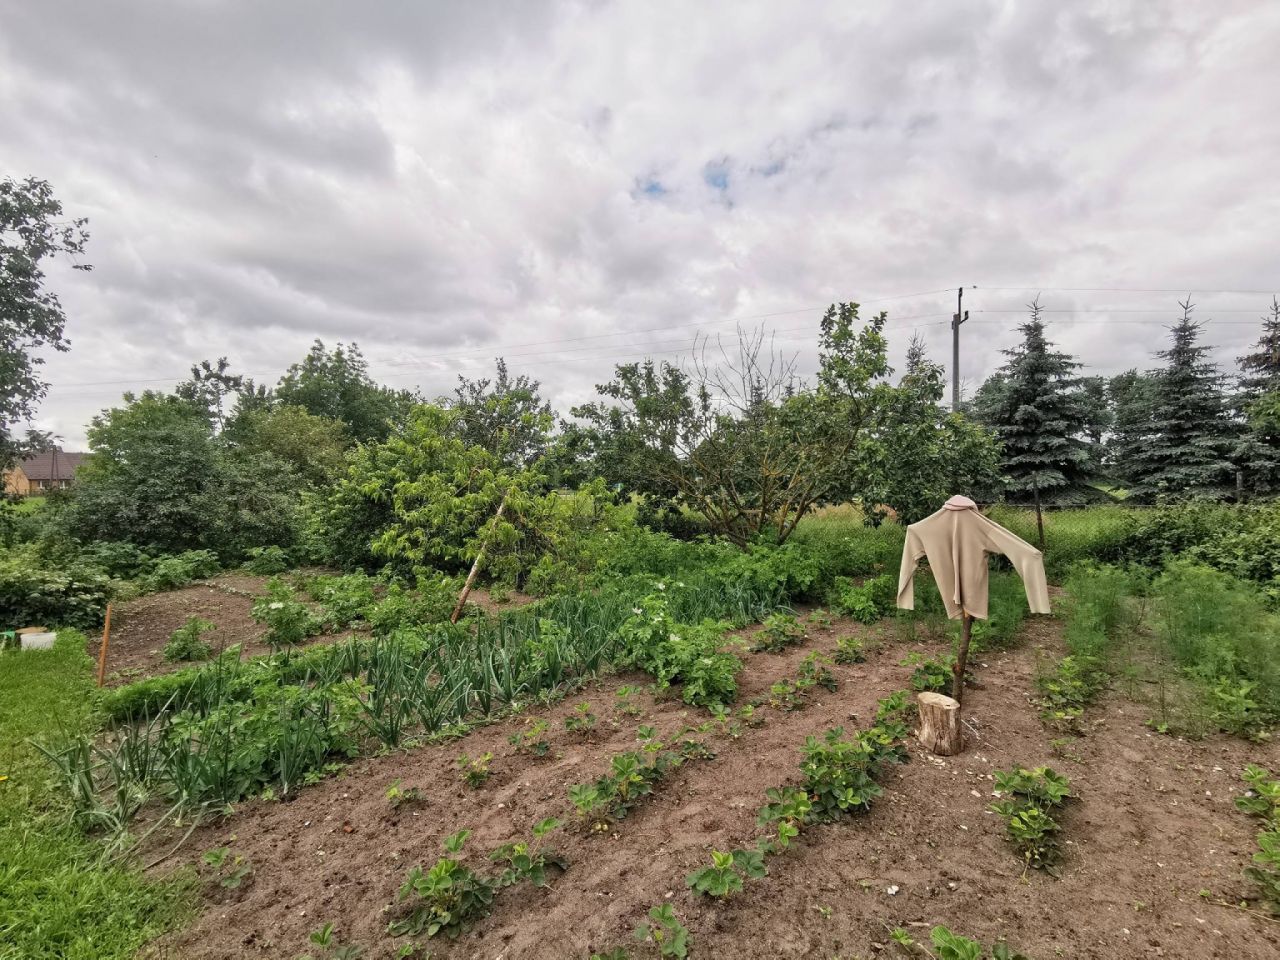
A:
18,450,88,481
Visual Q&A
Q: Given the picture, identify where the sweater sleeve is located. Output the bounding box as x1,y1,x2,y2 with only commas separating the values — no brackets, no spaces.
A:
896,526,926,610
978,517,1051,615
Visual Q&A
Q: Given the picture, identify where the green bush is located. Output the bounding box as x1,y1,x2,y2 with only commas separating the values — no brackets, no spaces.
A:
144,550,221,592
243,545,290,575
831,573,897,623
300,571,379,628
0,556,110,630
250,577,322,648
617,589,741,708
163,617,215,662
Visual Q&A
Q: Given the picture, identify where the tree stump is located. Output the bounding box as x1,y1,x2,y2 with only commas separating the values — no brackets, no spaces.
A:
917,691,964,756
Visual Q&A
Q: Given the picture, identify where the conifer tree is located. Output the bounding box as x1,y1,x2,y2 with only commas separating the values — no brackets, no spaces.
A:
1127,300,1237,502
1104,369,1156,484
1234,296,1280,496
976,298,1096,508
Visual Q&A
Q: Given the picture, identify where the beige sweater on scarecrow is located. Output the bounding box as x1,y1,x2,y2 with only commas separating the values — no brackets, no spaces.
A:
896,495,1051,620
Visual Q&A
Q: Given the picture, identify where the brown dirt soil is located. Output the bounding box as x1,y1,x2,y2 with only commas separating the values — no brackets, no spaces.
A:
92,573,336,686
147,615,1280,960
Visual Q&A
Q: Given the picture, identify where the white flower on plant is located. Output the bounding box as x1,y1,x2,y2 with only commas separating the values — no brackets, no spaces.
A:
669,633,681,643
656,582,666,591
268,601,285,610
631,607,643,616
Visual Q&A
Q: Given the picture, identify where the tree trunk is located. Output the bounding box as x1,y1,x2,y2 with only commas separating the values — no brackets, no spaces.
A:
1033,479,1046,550
917,691,964,756
450,491,511,624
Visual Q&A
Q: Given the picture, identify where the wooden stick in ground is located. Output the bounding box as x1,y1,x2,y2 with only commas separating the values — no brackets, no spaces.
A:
917,691,964,755
951,612,972,703
96,602,113,687
450,490,511,624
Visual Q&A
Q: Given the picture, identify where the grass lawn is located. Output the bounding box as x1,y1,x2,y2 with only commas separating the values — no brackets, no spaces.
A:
0,631,193,960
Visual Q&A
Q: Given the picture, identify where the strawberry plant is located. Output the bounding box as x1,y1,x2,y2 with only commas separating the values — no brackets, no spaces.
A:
989,766,1071,871
801,727,885,820
903,652,969,693
891,925,1031,959
750,612,808,653
509,718,551,756
808,608,834,630
756,786,812,853
564,702,597,734
457,752,493,789
615,685,644,717
567,738,703,829
307,923,365,960
201,846,253,889
388,830,496,939
385,779,424,809
685,848,767,899
633,903,689,958
1237,764,1280,915
489,817,565,888
833,635,867,664
163,616,215,662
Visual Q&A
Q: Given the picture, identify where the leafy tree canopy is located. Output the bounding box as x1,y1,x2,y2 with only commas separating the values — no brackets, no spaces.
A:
448,358,554,468
1,177,90,469
275,340,415,443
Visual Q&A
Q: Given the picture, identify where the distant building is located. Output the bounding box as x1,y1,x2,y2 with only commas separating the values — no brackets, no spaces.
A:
3,449,88,496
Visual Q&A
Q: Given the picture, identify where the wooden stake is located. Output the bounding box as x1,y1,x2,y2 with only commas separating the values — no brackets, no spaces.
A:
917,691,964,755
952,612,972,704
450,490,511,625
96,602,113,687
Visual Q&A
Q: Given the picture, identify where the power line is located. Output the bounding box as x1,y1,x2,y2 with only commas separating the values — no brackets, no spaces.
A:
977,285,1278,295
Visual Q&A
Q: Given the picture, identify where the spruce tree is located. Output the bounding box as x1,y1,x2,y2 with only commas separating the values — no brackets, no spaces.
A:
1105,369,1156,485
1127,301,1237,502
978,298,1096,507
1234,296,1280,496
1238,297,1280,401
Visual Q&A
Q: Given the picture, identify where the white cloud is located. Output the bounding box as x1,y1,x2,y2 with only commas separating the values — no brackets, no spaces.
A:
2,0,1277,446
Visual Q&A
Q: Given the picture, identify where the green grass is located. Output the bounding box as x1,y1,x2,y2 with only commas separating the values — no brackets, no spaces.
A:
0,632,193,960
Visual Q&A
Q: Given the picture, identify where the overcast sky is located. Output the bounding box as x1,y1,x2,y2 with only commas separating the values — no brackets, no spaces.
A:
3,0,1278,448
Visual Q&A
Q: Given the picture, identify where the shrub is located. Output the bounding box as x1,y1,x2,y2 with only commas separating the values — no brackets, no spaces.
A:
832,573,897,623
144,550,221,591
163,617,215,662
243,546,290,575
250,577,321,648
617,589,741,708
0,556,110,630
365,575,461,635
749,612,808,653
301,571,378,629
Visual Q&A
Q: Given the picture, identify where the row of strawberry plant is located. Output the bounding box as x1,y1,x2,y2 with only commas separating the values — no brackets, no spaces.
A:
1236,763,1280,916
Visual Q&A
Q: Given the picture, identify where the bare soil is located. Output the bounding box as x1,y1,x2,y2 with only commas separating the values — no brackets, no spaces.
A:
146,614,1280,960
90,576,535,687
91,573,338,686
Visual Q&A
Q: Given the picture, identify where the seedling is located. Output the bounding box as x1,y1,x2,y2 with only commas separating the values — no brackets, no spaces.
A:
989,766,1072,872
386,779,425,809
457,752,493,789
833,635,867,665
902,651,967,693
565,702,598,734
686,848,766,897
756,786,813,853
201,846,253,889
808,608,834,631
489,817,566,888
633,903,689,958
615,685,644,717
508,719,551,757
308,924,365,959
389,830,496,940
163,616,216,662
750,612,808,653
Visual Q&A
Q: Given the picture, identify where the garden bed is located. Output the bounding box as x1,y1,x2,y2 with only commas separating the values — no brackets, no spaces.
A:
146,613,1280,960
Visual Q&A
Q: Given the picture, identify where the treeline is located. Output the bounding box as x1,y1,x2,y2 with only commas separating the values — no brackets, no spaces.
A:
969,296,1280,505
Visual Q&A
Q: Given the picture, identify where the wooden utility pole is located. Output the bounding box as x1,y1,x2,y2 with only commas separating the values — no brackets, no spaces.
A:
951,287,969,412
